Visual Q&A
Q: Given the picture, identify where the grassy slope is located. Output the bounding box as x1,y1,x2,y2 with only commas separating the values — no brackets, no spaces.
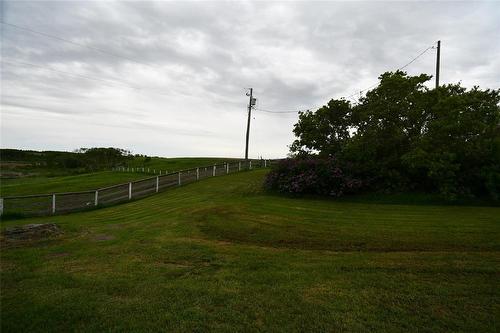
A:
1,170,499,332
1,157,243,197
0,172,147,197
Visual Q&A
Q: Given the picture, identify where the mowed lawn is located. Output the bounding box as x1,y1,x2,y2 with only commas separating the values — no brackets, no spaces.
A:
0,172,147,197
1,170,499,332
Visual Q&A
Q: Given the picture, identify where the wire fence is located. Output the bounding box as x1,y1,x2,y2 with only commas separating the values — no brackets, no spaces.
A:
0,159,273,218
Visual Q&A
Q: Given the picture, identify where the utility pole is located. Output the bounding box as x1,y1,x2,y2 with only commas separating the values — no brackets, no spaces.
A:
435,40,441,89
245,88,253,160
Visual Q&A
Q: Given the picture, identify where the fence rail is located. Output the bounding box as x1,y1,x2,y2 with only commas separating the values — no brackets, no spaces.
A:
0,159,274,218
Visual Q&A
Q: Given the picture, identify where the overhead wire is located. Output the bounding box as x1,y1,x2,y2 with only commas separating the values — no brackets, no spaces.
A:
1,59,172,97
0,21,158,69
2,20,436,115
397,45,435,71
254,43,436,115
253,108,311,114
1,21,180,98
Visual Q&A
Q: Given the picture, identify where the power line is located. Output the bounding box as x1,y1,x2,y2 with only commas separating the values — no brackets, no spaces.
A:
0,21,205,100
254,43,436,114
2,60,141,90
1,59,171,97
0,21,158,69
398,45,435,71
254,107,313,114
3,21,437,114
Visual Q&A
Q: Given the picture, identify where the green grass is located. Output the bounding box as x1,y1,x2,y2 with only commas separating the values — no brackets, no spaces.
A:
1,157,244,197
1,170,499,332
0,172,147,197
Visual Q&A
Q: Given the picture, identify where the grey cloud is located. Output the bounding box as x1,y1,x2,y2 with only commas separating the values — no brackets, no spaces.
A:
1,1,499,158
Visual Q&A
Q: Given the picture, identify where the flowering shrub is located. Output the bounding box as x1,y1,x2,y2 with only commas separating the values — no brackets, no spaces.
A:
265,158,362,196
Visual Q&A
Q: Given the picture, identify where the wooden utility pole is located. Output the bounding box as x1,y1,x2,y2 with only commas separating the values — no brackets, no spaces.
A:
435,40,441,89
245,88,253,160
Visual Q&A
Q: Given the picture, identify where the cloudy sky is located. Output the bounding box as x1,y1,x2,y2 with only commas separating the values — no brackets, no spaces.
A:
1,1,499,158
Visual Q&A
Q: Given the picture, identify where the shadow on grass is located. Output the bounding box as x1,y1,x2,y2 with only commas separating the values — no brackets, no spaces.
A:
263,189,500,207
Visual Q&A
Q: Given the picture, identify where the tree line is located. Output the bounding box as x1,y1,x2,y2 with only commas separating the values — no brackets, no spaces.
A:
1,147,133,172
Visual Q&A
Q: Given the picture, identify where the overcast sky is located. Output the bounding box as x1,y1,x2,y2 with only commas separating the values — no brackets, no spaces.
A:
1,1,499,158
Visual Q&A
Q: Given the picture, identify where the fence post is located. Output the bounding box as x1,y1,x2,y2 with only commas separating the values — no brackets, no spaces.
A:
160,170,162,175
52,194,56,214
238,161,241,171
156,176,159,193
94,190,99,206
178,172,181,186
196,168,199,180
226,163,229,174
128,182,132,200
0,198,3,216
249,161,252,170
213,165,216,177
264,159,267,168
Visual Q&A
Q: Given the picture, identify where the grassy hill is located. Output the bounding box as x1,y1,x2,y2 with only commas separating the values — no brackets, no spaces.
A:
0,171,147,197
1,157,245,197
1,169,499,332
1,147,242,180
125,156,242,172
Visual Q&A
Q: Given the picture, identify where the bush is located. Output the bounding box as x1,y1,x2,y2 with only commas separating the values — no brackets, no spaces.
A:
265,158,362,196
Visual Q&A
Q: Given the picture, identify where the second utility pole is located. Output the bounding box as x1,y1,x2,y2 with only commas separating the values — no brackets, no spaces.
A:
245,88,253,160
435,40,441,89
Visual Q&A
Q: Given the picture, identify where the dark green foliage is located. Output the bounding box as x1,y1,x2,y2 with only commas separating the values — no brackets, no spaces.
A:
290,99,353,157
265,158,361,196
0,149,45,162
291,71,500,200
1,147,133,175
74,147,132,171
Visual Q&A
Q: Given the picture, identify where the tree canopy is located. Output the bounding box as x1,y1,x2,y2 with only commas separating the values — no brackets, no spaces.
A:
290,71,500,200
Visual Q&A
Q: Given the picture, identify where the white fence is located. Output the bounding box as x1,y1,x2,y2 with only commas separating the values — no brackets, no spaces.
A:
1,160,271,218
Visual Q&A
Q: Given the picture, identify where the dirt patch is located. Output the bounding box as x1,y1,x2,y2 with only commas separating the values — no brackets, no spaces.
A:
154,261,193,269
106,223,127,230
2,223,62,241
46,252,70,258
93,234,115,241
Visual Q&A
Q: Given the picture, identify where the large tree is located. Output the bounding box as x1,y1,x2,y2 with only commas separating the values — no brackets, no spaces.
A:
290,71,500,199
